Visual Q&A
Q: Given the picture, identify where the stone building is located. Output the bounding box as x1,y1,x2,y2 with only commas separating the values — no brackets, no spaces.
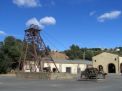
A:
23,52,92,74
44,59,92,74
23,59,92,74
92,52,122,74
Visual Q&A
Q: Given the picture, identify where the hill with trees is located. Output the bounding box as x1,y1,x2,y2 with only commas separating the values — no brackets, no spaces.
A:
0,36,122,73
64,44,122,60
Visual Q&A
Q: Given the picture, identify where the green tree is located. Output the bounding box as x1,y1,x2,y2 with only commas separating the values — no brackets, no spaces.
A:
0,36,23,73
65,44,82,59
64,44,103,60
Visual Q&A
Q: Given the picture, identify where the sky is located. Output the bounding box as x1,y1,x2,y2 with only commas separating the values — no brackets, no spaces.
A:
0,0,122,51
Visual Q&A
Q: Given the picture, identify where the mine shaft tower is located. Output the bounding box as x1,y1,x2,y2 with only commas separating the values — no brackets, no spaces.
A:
19,25,59,72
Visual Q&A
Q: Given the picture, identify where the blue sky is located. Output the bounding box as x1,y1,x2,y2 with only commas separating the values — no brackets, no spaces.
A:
0,0,122,51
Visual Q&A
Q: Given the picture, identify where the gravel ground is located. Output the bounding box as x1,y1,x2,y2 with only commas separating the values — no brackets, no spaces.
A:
0,75,122,91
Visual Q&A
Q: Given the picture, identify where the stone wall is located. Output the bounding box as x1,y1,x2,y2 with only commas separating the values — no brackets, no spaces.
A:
50,73,76,80
16,72,77,80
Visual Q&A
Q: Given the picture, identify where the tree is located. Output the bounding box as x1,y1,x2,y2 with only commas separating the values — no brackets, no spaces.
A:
0,42,3,48
65,44,82,59
0,44,11,73
64,44,103,60
0,36,23,73
84,50,94,60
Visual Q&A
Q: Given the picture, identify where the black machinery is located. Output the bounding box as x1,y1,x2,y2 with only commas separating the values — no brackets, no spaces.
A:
80,67,107,80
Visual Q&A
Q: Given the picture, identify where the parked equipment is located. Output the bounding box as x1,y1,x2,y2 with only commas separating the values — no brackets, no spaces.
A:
80,67,107,80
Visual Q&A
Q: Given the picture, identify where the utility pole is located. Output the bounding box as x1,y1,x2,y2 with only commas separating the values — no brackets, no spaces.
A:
83,49,85,61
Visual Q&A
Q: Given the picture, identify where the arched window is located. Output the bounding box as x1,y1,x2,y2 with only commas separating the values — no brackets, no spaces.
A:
98,65,103,71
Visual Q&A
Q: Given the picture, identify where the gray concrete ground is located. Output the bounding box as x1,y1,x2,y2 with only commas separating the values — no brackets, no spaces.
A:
0,75,122,91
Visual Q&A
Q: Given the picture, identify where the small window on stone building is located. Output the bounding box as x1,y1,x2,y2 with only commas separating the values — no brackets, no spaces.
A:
66,67,71,73
94,60,96,62
98,65,103,71
115,58,117,61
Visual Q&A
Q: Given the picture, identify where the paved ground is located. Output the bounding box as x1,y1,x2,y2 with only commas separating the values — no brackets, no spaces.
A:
0,75,122,91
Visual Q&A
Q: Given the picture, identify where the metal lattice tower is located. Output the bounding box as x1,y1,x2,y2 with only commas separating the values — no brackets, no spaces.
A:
19,25,59,72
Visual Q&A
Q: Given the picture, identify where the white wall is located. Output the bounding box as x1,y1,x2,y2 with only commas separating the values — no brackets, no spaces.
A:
23,62,88,74
44,63,87,74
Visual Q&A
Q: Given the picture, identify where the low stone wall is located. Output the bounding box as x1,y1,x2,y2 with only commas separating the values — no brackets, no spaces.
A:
16,72,77,80
50,73,76,80
0,74,16,77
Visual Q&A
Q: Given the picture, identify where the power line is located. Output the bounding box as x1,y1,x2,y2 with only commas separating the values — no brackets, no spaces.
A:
42,31,67,50
41,32,59,51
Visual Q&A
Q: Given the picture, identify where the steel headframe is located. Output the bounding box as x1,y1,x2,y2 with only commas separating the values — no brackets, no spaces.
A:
18,25,59,73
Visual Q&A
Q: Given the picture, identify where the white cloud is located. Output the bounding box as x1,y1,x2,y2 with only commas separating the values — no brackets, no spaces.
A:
0,31,7,36
26,17,43,28
97,10,121,22
40,16,56,25
89,11,96,16
26,16,56,29
13,0,41,7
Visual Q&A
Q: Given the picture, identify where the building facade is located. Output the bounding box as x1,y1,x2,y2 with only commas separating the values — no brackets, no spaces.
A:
23,52,92,74
44,60,92,74
23,60,92,74
92,52,122,74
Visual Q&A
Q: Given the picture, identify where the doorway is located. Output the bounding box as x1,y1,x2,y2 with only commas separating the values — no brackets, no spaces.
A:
66,67,71,73
120,63,122,73
108,63,116,73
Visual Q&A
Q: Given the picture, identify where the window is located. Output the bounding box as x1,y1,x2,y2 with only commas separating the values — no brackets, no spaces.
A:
77,68,81,74
52,68,56,72
94,60,96,62
66,67,71,73
98,65,103,71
